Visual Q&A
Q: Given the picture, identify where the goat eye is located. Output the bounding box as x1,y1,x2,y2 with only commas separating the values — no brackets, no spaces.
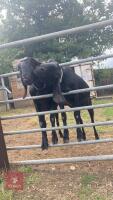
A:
41,68,45,71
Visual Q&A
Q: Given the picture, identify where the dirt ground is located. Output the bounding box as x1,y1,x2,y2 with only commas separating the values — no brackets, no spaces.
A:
2,103,113,162
1,100,113,199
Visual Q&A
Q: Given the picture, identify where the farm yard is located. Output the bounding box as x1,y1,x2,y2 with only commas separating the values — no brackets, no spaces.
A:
1,98,113,199
2,98,113,162
1,1,113,199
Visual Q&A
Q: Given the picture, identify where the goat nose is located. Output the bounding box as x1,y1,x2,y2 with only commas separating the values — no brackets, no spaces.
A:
21,76,29,83
22,75,29,80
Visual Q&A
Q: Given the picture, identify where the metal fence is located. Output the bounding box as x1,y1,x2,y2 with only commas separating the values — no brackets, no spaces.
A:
1,19,113,169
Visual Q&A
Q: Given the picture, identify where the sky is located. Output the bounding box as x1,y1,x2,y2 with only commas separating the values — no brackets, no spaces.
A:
97,49,113,69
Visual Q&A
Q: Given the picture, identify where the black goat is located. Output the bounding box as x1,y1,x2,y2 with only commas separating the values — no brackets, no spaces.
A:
19,57,99,142
18,57,69,150
18,57,99,149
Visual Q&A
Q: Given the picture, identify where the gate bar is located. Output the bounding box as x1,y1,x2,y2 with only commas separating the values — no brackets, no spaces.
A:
4,120,113,135
1,102,113,120
0,19,113,50
1,52,113,78
61,53,113,66
11,154,113,165
7,138,113,151
0,84,113,104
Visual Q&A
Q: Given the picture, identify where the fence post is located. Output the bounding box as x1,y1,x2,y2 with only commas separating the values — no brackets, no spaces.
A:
0,118,10,170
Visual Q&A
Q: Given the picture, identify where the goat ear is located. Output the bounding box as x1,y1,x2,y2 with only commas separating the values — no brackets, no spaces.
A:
53,92,66,104
53,83,66,104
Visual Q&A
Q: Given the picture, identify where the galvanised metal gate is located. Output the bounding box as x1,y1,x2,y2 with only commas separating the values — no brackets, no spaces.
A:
1,19,113,169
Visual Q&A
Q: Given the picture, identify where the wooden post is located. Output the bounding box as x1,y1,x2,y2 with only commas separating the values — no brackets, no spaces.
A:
0,118,10,170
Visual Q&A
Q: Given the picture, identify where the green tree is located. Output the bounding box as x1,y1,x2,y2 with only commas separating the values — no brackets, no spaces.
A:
0,0,113,73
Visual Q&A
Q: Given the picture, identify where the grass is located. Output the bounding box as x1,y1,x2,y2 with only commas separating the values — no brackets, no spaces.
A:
0,190,13,200
103,107,113,118
81,174,97,186
0,178,13,200
26,173,40,185
78,187,106,200
78,174,106,200
19,166,33,173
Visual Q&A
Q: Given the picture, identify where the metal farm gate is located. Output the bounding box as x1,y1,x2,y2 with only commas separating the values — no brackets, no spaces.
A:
1,19,113,169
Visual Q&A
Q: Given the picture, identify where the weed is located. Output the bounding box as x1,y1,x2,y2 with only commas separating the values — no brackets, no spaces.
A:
19,166,33,173
81,174,97,186
0,190,13,200
26,173,40,185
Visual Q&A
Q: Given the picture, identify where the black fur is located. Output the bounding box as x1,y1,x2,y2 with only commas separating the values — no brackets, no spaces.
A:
18,57,99,149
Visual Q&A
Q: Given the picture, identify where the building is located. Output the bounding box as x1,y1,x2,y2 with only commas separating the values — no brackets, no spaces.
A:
71,62,96,97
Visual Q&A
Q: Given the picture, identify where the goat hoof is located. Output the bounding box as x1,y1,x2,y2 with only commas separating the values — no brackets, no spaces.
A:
41,146,48,150
52,135,58,144
82,137,86,141
41,143,48,150
77,138,84,142
52,138,58,144
63,138,69,143
52,131,58,144
82,136,86,141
